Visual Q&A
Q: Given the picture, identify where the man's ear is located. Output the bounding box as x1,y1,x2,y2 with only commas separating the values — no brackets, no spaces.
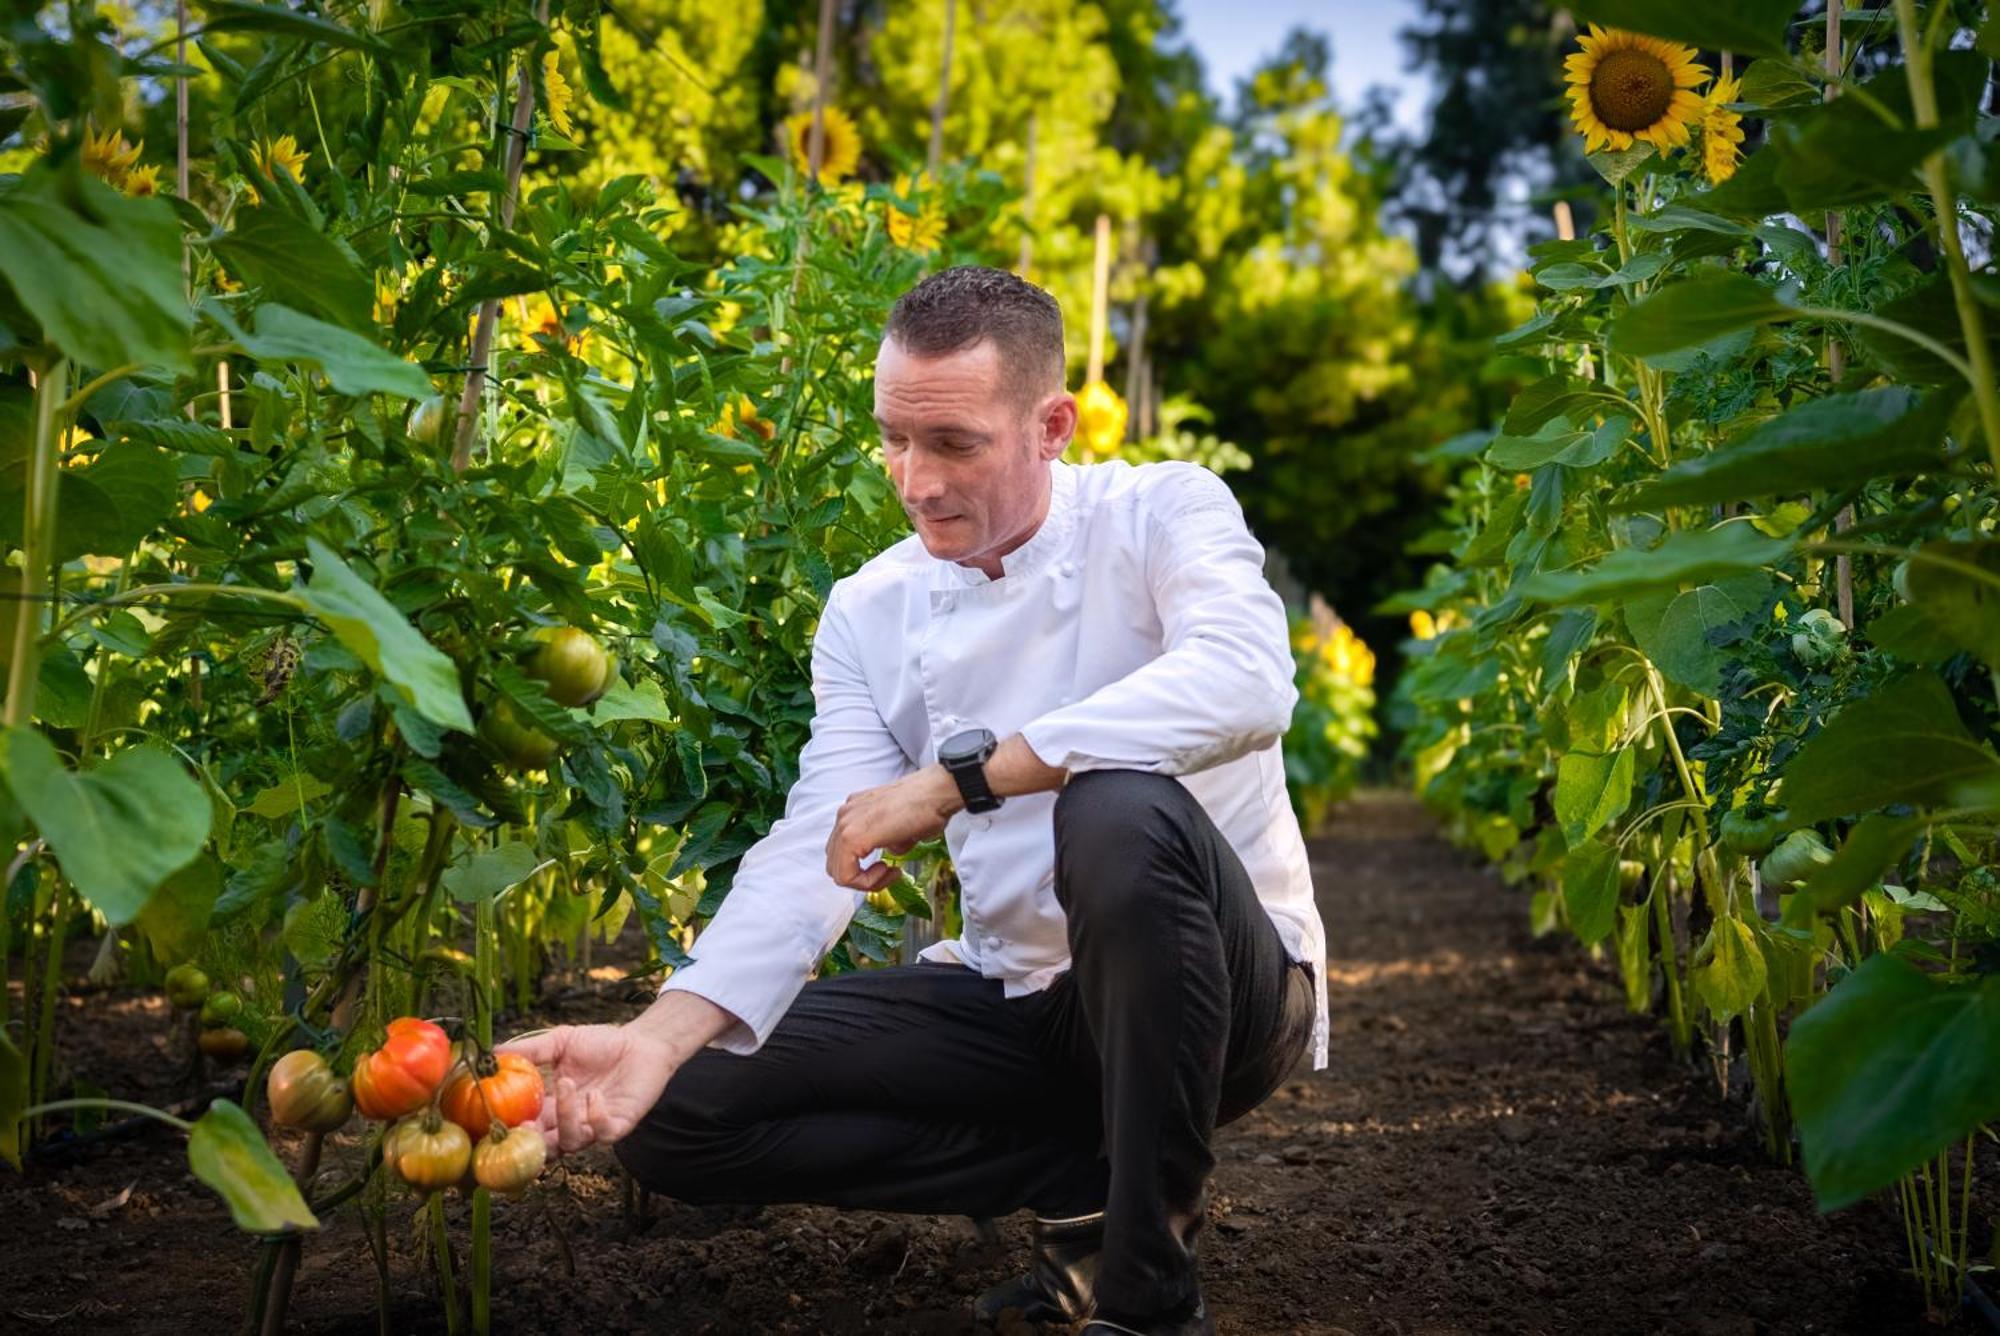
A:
1039,392,1077,462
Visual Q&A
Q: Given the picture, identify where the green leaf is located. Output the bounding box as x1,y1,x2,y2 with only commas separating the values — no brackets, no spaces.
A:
1772,91,1959,212
208,206,373,332
1621,387,1961,510
186,1099,320,1234
1797,814,1928,916
296,538,473,734
1564,0,1795,56
1502,375,1603,436
1561,841,1621,946
441,840,542,903
0,731,209,925
1693,918,1766,1023
1781,671,2000,825
0,441,179,561
192,0,385,52
1904,540,2000,669
1457,489,1528,569
0,162,191,373
1607,274,1792,359
1521,524,1790,606
1586,143,1661,187
134,855,223,964
1866,603,1959,665
244,774,332,820
1627,584,1748,695
590,677,678,726
206,302,431,400
1698,147,1790,220
1857,275,2000,387
1555,747,1634,846
1788,955,2000,1211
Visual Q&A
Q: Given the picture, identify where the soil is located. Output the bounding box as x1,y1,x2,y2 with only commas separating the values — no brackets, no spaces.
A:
2,791,1988,1335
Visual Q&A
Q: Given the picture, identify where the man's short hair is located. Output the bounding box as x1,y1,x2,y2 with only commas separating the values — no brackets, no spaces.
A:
883,266,1066,405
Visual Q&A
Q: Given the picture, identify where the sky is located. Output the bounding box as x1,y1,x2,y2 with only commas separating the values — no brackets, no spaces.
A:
1174,0,1435,133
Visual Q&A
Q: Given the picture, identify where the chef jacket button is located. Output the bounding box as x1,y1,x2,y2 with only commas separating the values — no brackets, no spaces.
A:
983,935,1002,951
1059,561,1077,576
978,816,994,831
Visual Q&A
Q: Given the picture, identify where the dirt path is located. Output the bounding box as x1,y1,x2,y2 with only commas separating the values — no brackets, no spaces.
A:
0,792,1958,1334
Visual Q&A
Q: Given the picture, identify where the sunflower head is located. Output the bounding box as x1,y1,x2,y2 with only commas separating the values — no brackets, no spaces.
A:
82,125,143,186
884,176,947,253
1700,74,1746,185
122,162,162,198
254,134,310,184
542,53,577,141
1563,25,1710,155
1073,380,1129,459
1409,609,1437,641
785,106,862,184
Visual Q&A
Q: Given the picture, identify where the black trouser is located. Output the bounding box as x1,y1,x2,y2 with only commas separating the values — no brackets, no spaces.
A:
614,769,1317,1321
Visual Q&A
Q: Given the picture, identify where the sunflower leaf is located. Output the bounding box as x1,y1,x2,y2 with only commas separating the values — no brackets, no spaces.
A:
1564,0,1797,58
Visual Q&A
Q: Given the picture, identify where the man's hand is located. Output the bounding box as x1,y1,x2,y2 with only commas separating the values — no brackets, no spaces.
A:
497,990,735,1159
826,764,960,892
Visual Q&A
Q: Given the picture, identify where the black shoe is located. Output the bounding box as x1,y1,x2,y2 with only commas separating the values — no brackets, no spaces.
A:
972,1211,1103,1325
1082,1293,1215,1336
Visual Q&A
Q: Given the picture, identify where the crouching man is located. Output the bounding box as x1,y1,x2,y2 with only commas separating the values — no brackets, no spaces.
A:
503,265,1328,1335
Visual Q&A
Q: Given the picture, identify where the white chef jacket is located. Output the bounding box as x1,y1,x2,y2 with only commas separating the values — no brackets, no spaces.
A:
659,456,1330,1071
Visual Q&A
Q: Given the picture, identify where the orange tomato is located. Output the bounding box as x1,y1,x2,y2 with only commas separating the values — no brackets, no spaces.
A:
351,1017,453,1121
472,1125,547,1197
440,1051,544,1139
384,1111,471,1194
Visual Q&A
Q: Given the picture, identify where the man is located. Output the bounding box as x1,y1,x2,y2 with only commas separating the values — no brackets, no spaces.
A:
504,266,1328,1336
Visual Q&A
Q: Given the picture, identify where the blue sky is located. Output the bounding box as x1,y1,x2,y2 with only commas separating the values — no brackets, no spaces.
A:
1175,0,1434,132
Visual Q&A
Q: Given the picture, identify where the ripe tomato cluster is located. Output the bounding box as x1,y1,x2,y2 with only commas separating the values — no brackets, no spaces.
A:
265,1016,549,1198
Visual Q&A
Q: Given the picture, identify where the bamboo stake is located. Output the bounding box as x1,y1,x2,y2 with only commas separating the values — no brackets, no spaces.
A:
451,0,552,474
1086,213,1111,384
927,0,956,176
1826,0,1854,629
1016,113,1037,276
807,0,837,180
1123,238,1153,439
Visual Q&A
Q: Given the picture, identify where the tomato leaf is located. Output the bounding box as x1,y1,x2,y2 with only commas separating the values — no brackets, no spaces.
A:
442,841,543,903
0,730,209,925
296,538,473,734
186,1099,320,1234
1788,955,2000,1211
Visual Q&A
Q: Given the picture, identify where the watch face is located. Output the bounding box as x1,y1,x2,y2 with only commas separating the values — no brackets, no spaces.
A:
940,727,993,764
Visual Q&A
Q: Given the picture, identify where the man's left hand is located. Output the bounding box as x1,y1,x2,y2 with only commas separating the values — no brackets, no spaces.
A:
826,765,962,892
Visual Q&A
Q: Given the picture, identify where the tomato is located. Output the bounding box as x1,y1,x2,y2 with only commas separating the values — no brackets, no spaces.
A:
406,393,448,445
200,990,243,1027
351,1017,453,1121
164,963,210,1010
440,1051,544,1139
472,1124,546,1197
198,1026,251,1061
1720,808,1790,859
1760,829,1834,887
479,698,561,771
527,626,615,707
384,1111,471,1194
864,888,901,915
267,1049,355,1134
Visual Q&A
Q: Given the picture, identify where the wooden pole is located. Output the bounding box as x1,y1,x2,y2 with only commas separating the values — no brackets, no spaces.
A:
1122,239,1153,439
1016,113,1037,277
927,0,956,176
807,0,837,180
1826,0,1853,628
1086,214,1111,384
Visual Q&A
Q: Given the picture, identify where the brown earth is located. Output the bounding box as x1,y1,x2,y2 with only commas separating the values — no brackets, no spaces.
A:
2,791,1986,1335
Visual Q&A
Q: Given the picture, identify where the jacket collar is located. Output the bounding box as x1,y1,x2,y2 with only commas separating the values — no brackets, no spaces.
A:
936,459,1078,589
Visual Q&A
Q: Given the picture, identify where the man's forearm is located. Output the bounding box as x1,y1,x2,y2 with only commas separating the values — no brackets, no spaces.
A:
628,988,739,1066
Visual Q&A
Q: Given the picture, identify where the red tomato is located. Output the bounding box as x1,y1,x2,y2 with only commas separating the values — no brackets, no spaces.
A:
440,1051,544,1139
351,1017,453,1121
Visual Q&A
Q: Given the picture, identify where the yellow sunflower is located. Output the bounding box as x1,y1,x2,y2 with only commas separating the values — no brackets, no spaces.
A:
711,396,774,442
1563,25,1710,154
82,125,142,186
123,162,162,198
254,134,310,184
1409,610,1437,641
784,106,861,183
543,53,577,141
884,178,946,253
1699,74,1746,185
1074,380,1129,458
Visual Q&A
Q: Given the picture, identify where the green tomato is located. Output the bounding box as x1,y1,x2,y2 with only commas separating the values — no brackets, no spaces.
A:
406,394,449,446
200,990,244,1027
164,962,210,1010
1759,829,1834,887
1720,808,1790,859
527,626,615,707
1791,608,1847,670
479,698,561,770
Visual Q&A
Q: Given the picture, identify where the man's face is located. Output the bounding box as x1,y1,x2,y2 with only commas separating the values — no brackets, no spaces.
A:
873,336,1074,571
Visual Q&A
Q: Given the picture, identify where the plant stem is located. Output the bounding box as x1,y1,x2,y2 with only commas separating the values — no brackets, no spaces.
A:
431,1192,462,1335
21,1097,194,1131
31,879,68,1140
1890,0,2000,474
7,359,69,729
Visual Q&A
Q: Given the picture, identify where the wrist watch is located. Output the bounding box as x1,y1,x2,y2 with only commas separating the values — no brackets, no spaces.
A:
938,726,1004,814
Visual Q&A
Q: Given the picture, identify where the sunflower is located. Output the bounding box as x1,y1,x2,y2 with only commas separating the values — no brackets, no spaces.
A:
784,106,862,183
1699,74,1745,185
82,125,142,186
122,162,162,198
1563,25,1710,155
542,53,577,141
1074,380,1129,458
254,134,310,185
711,396,774,442
1408,610,1437,641
885,176,946,253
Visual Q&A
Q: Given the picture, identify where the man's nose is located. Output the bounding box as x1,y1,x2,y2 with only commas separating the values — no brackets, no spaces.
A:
897,448,947,503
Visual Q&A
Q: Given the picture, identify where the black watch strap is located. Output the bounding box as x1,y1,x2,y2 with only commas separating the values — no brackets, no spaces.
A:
939,727,1003,814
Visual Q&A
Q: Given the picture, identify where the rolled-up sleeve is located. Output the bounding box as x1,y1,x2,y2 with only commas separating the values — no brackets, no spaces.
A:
1019,464,1297,777
657,587,915,1054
